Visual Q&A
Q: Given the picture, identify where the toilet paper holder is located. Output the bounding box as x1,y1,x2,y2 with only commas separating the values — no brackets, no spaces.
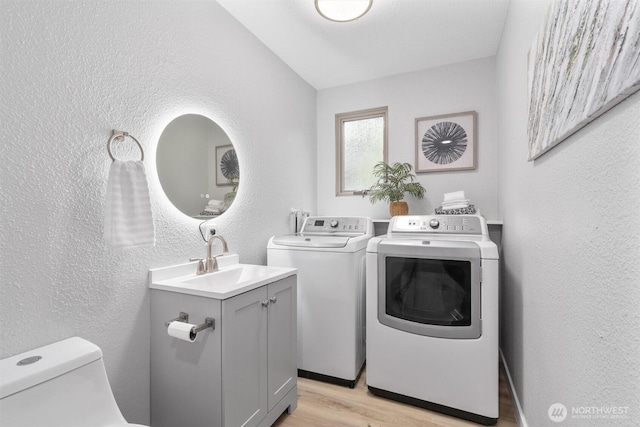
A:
165,312,215,335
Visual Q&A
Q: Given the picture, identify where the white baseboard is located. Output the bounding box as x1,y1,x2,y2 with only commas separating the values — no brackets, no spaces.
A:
500,348,529,427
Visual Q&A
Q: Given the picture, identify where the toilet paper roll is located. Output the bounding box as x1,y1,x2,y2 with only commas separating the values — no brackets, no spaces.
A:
167,321,197,342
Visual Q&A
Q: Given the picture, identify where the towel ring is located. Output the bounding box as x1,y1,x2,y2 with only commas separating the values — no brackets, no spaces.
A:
107,130,144,162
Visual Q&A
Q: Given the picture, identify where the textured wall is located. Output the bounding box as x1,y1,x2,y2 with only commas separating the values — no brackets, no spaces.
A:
316,57,499,220
496,1,640,426
0,1,316,424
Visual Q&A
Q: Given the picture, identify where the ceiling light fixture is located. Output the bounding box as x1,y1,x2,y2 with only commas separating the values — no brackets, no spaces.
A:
315,0,373,22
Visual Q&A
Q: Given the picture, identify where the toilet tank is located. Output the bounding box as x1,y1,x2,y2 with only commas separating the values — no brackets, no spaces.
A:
0,337,127,427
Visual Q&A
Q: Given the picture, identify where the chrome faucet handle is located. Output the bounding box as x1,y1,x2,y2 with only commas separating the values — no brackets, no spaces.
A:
205,256,218,273
196,259,206,275
189,258,207,275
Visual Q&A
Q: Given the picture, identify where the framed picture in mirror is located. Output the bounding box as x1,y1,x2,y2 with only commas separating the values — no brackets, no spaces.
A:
216,144,238,186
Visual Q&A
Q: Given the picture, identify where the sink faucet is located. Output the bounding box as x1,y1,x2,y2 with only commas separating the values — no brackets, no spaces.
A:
205,235,229,273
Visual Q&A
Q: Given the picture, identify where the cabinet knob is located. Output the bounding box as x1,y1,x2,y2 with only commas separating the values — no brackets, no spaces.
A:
269,296,277,304
261,300,269,307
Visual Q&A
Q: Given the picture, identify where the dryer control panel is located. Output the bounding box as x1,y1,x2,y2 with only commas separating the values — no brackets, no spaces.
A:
390,215,485,235
302,216,369,234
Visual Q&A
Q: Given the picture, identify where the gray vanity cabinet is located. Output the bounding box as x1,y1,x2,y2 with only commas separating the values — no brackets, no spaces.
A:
266,277,297,410
222,286,268,427
151,273,297,427
221,276,297,427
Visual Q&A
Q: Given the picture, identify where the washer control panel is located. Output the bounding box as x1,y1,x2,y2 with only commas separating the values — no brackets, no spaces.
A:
302,217,369,234
390,215,484,235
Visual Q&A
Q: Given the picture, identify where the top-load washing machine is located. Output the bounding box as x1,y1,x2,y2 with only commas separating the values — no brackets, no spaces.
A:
267,216,373,387
366,214,499,425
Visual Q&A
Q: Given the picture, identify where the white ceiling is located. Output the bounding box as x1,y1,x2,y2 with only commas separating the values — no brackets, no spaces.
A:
216,0,511,90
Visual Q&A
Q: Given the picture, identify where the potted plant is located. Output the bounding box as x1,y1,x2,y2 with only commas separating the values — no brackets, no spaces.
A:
223,173,239,209
368,161,426,216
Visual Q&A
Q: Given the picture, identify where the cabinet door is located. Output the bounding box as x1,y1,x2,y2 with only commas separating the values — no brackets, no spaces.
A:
267,276,297,411
222,286,268,427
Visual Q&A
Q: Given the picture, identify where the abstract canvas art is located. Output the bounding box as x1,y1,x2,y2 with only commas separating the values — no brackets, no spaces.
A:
527,0,640,160
415,111,476,172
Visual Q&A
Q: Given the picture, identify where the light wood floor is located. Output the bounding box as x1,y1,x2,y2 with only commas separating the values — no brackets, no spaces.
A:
274,366,518,427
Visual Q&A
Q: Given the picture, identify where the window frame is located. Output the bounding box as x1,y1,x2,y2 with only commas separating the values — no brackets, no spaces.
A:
335,106,388,196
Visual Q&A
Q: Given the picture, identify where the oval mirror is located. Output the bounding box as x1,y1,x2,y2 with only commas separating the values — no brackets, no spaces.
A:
157,114,239,218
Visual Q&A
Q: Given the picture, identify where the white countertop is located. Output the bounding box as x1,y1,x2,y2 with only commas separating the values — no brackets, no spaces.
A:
149,260,297,300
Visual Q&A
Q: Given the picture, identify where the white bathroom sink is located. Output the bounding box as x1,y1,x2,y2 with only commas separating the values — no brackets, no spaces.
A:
149,260,297,299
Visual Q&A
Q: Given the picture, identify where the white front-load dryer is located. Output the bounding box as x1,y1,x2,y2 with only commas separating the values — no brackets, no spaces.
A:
366,214,499,425
267,216,373,388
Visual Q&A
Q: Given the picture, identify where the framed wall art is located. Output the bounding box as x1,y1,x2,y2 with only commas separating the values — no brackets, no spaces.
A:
215,144,238,186
527,0,640,160
415,111,476,173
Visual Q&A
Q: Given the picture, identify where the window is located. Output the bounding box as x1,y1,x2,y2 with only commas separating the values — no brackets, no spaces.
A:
336,106,388,195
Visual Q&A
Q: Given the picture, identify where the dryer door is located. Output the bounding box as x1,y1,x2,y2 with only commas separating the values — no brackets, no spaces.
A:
377,239,482,339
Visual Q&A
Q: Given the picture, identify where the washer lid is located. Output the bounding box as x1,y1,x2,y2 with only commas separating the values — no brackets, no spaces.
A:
271,234,349,248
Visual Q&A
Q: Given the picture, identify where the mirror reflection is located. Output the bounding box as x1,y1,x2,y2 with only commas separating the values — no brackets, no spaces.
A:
157,114,239,218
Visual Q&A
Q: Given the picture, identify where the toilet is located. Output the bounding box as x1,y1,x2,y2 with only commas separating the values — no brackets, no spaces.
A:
0,337,148,427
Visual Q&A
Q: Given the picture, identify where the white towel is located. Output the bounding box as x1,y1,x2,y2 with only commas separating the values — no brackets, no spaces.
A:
207,199,224,208
443,190,466,203
104,160,155,249
442,198,470,207
441,202,470,210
